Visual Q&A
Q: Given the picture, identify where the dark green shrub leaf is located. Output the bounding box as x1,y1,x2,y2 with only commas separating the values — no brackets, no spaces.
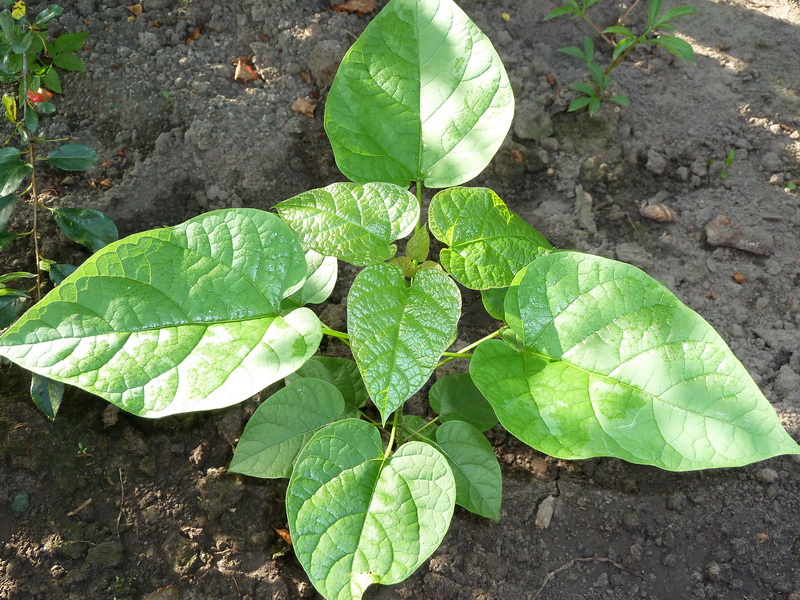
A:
0,209,322,417
45,262,77,285
230,378,345,479
52,52,85,72
30,374,64,420
36,101,56,114
11,31,33,54
325,0,514,188
24,106,37,132
275,182,418,266
348,264,461,424
42,68,61,93
34,5,64,25
544,6,576,20
0,193,15,230
285,356,368,413
46,144,98,171
0,12,14,40
0,294,25,328
470,251,800,471
53,31,89,54
0,232,17,252
52,207,118,252
429,373,498,432
287,419,455,600
0,147,32,195
429,187,551,289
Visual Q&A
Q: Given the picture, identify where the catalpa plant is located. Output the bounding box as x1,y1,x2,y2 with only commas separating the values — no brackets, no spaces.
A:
0,0,797,598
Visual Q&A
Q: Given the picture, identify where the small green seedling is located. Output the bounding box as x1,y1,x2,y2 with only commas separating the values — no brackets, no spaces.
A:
546,0,699,115
0,1,116,418
0,1,797,599
785,181,797,192
720,148,735,179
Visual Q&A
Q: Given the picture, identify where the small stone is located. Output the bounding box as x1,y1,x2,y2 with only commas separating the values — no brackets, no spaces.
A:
755,467,778,484
10,493,29,513
705,214,774,255
690,156,708,177
308,40,347,89
676,166,689,181
760,151,782,171
666,490,686,512
85,541,124,569
513,99,553,142
534,495,556,529
640,203,678,222
662,553,678,567
774,365,800,399
645,149,667,175
50,564,66,579
540,137,559,152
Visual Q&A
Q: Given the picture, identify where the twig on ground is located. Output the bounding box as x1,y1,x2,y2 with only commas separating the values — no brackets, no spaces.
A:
532,556,645,600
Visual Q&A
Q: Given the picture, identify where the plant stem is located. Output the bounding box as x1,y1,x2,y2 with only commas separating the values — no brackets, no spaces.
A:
21,51,42,301
435,328,503,369
415,180,424,233
321,327,351,348
384,411,400,457
617,0,641,27
581,13,614,47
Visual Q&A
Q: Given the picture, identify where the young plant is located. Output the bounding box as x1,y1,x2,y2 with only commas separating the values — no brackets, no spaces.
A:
0,0,798,598
546,0,699,115
0,1,115,418
719,147,735,179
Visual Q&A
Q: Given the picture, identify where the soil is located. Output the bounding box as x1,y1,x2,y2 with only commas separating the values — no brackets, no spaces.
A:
2,0,800,598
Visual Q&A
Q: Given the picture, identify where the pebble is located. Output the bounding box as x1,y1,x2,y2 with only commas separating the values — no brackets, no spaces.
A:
705,214,774,255
11,493,29,513
755,467,778,484
645,149,667,175
640,203,678,222
761,151,782,171
534,495,556,529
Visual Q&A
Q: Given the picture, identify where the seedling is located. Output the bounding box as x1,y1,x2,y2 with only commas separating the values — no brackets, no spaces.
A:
0,1,117,418
720,148,735,179
546,0,699,115
0,1,797,599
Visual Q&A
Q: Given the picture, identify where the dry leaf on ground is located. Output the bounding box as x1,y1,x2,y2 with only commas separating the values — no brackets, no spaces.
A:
291,97,317,117
332,0,377,14
234,57,259,83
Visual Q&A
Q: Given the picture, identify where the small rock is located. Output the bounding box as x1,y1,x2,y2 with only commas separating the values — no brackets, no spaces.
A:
50,564,66,579
534,495,556,529
513,99,553,142
760,151,782,171
690,156,708,177
645,149,667,175
676,166,689,181
85,541,124,569
755,467,778,484
666,490,686,512
308,40,347,89
640,203,678,222
774,365,800,399
705,214,773,255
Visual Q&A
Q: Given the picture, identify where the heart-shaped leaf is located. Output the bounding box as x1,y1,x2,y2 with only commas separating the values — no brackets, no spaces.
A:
230,378,345,479
325,0,514,188
348,264,461,424
429,187,552,289
287,419,455,600
0,209,322,417
429,373,498,432
470,251,800,471
52,207,118,252
285,356,368,413
275,182,418,266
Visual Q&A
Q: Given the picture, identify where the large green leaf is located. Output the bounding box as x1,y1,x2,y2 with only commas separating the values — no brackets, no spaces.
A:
275,182,418,266
287,419,455,600
348,264,461,424
285,356,368,413
0,209,322,417
429,188,552,289
230,378,345,479
429,372,498,432
470,251,800,471
325,0,514,188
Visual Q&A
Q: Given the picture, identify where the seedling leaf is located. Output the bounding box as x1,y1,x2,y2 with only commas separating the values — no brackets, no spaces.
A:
325,0,514,187
470,251,800,471
52,207,118,252
0,209,322,417
429,187,551,289
348,264,461,424
275,182,418,266
230,378,346,478
287,419,455,600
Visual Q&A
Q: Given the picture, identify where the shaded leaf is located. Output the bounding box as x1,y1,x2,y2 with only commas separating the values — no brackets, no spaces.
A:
52,207,118,252
0,209,322,417
230,378,345,479
0,193,15,230
429,187,551,289
348,264,461,424
30,374,64,420
480,287,507,321
282,250,337,307
46,144,97,171
0,147,32,195
52,53,85,71
287,419,455,600
275,182,418,266
325,0,514,187
470,251,800,471
0,294,25,328
429,373,498,432
285,356,368,412
0,231,17,252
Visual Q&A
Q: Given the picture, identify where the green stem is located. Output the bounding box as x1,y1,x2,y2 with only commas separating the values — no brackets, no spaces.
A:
435,328,503,369
415,180,424,233
321,327,349,340
441,351,473,359
384,411,401,458
581,13,614,47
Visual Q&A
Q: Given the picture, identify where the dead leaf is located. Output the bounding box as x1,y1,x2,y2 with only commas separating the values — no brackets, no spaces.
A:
99,178,113,188
299,70,312,85
754,532,769,544
126,4,142,17
291,97,317,118
152,20,162,28
732,271,747,284
234,57,259,83
185,27,201,45
272,525,292,546
100,159,114,168
332,0,377,14
510,149,524,164
708,291,718,301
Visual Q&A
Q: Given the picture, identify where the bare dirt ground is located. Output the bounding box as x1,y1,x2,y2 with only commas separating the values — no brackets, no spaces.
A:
1,0,800,598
